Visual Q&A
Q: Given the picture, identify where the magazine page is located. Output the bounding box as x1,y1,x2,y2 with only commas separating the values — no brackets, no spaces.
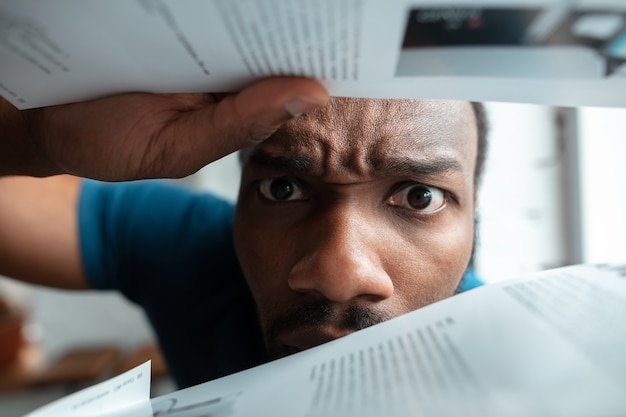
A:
146,263,626,417
1,0,626,109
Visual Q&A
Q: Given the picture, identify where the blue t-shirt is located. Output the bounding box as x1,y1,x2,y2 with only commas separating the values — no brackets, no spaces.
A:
79,179,266,388
78,179,481,388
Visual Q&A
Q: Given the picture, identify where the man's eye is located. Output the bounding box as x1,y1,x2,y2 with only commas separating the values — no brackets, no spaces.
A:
258,177,306,201
387,183,446,212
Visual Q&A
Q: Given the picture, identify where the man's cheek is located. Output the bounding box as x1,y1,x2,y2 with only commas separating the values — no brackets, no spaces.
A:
237,229,288,299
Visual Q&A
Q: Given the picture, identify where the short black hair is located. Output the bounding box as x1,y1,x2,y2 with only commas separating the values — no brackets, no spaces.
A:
470,102,489,188
468,102,489,274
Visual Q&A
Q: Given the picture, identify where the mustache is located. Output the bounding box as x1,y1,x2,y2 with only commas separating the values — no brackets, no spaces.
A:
266,300,391,342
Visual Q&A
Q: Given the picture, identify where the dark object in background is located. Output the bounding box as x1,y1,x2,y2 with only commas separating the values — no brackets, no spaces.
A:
401,8,541,47
0,295,24,368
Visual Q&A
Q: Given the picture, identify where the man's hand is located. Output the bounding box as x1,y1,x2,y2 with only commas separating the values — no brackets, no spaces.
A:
1,77,329,180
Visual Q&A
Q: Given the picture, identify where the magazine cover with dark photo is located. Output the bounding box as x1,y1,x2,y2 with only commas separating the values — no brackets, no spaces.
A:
397,5,626,78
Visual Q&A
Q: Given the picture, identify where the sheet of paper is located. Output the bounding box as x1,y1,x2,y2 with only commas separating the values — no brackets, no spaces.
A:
1,0,626,109
148,263,626,417
23,361,152,417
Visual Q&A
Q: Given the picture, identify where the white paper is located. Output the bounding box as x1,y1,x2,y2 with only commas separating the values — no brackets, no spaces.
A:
1,0,626,109
23,361,152,417
23,264,626,416
147,263,626,417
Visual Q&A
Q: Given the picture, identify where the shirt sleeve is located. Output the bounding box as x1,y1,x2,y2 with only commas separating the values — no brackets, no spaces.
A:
78,179,236,301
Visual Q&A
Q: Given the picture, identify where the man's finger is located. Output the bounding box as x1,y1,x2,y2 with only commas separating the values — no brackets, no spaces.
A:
171,77,329,172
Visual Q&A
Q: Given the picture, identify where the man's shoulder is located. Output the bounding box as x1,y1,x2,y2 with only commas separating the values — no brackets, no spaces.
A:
458,268,483,293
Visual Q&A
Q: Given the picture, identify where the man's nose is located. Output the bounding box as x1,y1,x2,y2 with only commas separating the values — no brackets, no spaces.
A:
287,206,394,303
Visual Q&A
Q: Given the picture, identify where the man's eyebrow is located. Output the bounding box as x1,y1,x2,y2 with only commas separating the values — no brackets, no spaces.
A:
247,150,313,175
375,156,463,177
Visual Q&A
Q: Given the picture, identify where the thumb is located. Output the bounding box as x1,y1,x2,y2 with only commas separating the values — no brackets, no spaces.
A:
178,77,329,169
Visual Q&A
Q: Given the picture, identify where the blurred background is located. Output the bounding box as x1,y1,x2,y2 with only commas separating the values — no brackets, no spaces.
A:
0,101,624,416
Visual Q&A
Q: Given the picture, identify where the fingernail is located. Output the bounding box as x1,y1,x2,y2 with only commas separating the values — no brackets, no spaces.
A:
284,97,324,118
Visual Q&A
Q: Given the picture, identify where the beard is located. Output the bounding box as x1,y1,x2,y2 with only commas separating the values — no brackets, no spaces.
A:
263,300,393,359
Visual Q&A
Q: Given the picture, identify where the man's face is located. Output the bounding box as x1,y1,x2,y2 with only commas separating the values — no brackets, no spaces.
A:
233,98,478,359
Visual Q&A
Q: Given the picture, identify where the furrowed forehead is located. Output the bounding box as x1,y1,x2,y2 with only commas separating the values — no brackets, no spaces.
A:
241,98,477,175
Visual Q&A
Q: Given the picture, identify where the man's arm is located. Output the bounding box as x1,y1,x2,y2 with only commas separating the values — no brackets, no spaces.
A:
0,77,328,180
0,175,88,289
0,99,61,177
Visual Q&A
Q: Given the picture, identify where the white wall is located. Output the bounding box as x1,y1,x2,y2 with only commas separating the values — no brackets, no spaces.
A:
577,107,626,263
474,103,626,281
